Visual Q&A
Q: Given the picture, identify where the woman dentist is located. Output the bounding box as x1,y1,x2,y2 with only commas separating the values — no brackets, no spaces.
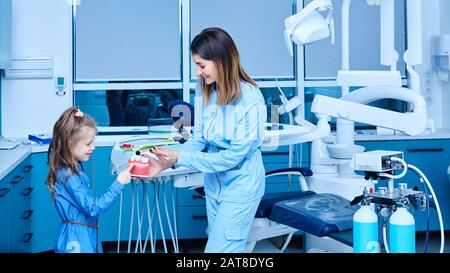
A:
149,27,267,253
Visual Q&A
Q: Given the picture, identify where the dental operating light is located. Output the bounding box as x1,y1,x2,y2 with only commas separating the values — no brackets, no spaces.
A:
283,0,335,56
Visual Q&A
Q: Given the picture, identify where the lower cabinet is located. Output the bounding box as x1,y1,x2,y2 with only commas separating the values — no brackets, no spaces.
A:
0,175,10,252
0,156,33,253
30,152,59,253
177,205,208,239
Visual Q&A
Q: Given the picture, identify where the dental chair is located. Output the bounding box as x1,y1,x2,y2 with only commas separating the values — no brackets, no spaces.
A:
246,167,357,253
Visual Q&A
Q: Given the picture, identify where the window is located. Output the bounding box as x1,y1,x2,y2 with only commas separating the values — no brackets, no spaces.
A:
190,0,295,80
74,0,181,82
303,0,407,80
75,89,183,128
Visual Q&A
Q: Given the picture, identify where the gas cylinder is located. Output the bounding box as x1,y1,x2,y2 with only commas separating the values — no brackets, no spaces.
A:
389,207,415,253
353,203,380,253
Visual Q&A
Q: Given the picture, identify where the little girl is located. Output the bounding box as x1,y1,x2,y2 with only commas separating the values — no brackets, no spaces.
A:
46,107,132,253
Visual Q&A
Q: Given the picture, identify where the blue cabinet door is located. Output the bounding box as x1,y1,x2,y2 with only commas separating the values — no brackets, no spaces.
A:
386,139,450,231
8,158,32,253
0,157,32,253
0,173,12,252
262,143,310,167
177,206,208,239
355,141,387,152
30,152,59,252
88,147,121,242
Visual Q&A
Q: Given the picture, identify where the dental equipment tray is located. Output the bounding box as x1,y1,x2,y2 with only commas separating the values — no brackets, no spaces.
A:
262,192,357,239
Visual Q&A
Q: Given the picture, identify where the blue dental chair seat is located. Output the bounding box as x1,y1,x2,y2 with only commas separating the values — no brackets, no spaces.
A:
268,193,357,237
255,191,316,218
255,167,314,219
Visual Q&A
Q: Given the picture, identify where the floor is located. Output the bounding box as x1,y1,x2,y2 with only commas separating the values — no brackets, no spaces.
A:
104,231,450,253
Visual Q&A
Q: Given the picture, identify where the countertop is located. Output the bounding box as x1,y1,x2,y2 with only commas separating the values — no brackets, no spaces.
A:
2,127,450,180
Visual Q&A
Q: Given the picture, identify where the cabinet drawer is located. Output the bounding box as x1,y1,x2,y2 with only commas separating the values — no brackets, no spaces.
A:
262,143,310,164
177,206,208,239
177,188,205,207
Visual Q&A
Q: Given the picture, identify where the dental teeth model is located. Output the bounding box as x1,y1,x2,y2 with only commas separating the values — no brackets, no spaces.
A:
127,155,150,177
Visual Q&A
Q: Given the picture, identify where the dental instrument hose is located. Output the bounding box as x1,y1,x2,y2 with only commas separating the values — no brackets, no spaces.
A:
408,164,444,253
420,179,431,253
383,225,390,253
379,157,408,180
117,191,123,253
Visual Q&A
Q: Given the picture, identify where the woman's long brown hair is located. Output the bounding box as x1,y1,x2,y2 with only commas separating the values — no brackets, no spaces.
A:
46,107,97,197
190,27,257,105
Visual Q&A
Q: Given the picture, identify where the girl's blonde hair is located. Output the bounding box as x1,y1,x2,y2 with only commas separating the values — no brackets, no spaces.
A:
46,107,97,196
190,27,257,105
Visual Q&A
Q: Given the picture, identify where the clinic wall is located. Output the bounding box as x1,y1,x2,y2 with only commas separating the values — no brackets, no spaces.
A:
414,0,442,129
0,0,72,137
0,77,2,135
440,0,450,129
441,0,450,34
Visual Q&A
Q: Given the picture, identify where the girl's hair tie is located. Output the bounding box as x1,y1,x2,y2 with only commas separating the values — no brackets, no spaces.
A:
74,108,84,118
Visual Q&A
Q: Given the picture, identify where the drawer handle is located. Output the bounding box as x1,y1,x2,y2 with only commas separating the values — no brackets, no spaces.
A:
262,152,289,156
407,148,444,153
23,187,34,196
11,175,24,184
191,195,204,200
192,215,207,220
23,165,33,173
0,188,11,198
23,233,34,244
23,210,34,220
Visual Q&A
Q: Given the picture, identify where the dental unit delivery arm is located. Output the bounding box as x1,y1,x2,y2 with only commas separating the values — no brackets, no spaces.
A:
311,87,427,136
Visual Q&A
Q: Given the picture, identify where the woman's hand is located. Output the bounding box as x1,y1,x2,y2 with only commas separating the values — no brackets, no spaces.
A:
150,146,179,164
147,157,174,178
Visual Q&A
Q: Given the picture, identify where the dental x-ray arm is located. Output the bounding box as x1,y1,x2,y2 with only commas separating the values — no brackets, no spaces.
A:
284,0,334,56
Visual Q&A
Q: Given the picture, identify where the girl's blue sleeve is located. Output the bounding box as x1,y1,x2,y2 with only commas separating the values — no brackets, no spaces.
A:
65,175,124,217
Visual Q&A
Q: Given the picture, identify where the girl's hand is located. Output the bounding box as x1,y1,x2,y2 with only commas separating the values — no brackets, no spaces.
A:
117,166,133,185
150,147,179,164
